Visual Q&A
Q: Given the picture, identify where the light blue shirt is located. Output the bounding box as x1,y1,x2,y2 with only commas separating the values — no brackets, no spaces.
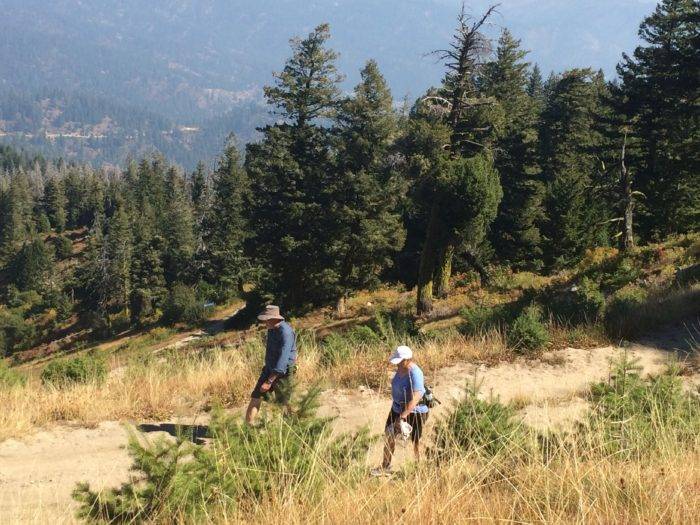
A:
391,363,428,414
264,321,297,374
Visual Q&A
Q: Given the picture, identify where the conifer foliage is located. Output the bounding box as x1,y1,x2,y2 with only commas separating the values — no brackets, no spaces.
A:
0,1,697,352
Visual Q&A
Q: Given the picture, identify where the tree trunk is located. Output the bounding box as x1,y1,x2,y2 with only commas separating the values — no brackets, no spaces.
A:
336,295,347,317
620,130,635,252
463,248,490,286
417,203,442,315
434,242,454,298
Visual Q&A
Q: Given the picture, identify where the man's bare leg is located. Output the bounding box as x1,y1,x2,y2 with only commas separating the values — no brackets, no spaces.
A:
382,432,396,469
245,397,262,424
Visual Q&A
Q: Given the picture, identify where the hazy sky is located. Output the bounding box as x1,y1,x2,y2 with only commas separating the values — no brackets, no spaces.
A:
436,0,659,75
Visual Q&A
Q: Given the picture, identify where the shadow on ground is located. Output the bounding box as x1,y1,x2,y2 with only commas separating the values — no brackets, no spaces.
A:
137,423,211,445
634,319,699,354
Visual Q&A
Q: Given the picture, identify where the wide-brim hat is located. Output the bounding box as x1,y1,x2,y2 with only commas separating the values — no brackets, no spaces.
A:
258,305,285,321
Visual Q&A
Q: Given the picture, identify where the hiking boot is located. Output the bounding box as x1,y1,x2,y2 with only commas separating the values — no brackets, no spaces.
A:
370,466,393,477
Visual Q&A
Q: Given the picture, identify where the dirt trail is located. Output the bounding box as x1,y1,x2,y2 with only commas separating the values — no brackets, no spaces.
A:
0,339,695,524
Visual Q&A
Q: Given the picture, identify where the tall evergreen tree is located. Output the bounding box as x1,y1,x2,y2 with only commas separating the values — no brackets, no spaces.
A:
105,200,133,314
43,176,67,233
329,60,405,314
162,168,196,285
7,236,55,293
0,171,34,260
130,219,166,325
246,24,343,309
264,23,343,128
77,213,110,330
617,0,699,238
527,64,544,100
540,69,609,267
190,161,210,223
201,139,249,299
64,167,86,229
416,6,502,313
483,30,545,270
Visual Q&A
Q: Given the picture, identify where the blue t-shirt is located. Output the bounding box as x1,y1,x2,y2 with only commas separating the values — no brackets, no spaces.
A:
391,364,428,414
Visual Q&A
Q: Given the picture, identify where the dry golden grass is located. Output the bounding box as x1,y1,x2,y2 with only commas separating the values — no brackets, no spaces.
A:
0,328,509,442
202,448,700,524
0,350,254,442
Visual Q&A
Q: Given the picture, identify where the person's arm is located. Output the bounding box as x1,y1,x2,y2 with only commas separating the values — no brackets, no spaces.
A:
400,390,423,419
400,367,425,419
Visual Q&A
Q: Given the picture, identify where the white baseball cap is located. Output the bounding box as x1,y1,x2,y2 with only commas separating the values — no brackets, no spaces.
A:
389,345,413,365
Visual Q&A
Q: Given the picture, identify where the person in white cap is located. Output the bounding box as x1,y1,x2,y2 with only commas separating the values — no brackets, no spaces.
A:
373,345,429,474
245,305,297,424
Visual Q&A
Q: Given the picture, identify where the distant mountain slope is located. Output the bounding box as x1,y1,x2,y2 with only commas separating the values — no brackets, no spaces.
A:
1,0,656,117
0,0,657,167
0,89,267,169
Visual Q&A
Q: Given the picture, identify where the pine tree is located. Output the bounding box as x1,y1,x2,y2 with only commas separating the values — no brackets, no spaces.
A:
130,221,166,325
135,157,168,228
483,30,545,270
43,176,67,233
527,64,544,100
264,23,343,128
416,6,502,313
190,161,210,223
391,104,452,290
162,168,196,285
105,200,133,314
77,214,110,330
201,139,249,299
0,171,34,260
64,167,86,229
246,24,343,309
540,69,609,267
617,0,699,238
80,170,106,228
7,236,55,293
329,60,405,314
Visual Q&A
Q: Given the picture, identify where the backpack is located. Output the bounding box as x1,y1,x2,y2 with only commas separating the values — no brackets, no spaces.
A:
420,384,441,409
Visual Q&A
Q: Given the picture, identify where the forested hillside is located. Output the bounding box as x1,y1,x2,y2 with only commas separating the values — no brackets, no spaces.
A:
0,0,657,168
0,0,697,359
0,89,267,169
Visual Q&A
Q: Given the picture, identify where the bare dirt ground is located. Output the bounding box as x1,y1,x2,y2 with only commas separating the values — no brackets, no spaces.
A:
1,330,697,524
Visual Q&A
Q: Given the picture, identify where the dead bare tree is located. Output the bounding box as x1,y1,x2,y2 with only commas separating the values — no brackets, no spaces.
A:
416,3,499,314
620,129,635,251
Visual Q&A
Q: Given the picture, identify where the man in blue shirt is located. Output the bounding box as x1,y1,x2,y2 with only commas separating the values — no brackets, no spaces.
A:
245,305,297,424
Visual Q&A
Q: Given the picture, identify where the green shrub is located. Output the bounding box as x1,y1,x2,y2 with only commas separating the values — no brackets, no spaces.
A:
41,353,107,387
162,283,207,325
586,355,700,458
433,385,529,460
5,286,43,311
0,309,35,356
53,235,73,260
674,263,700,286
0,361,27,388
548,277,606,324
109,309,132,334
73,388,371,522
371,310,418,344
604,285,648,337
43,289,73,322
320,325,381,367
507,305,549,353
459,305,500,335
600,257,641,291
